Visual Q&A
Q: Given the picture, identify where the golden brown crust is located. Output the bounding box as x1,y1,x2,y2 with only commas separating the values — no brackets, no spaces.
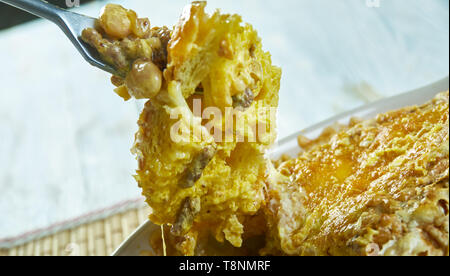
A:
166,1,209,75
266,92,449,256
165,1,281,109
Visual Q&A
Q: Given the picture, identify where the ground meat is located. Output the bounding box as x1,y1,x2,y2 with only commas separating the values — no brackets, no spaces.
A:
180,146,216,188
232,88,254,109
151,26,171,71
81,24,171,76
172,197,201,236
81,28,129,70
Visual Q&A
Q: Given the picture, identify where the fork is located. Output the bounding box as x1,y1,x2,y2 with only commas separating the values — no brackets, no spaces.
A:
0,0,122,76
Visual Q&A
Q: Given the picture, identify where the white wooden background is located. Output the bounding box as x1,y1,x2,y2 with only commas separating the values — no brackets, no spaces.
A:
0,0,448,240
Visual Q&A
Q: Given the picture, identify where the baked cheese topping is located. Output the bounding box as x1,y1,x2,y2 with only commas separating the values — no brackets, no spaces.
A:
266,92,449,256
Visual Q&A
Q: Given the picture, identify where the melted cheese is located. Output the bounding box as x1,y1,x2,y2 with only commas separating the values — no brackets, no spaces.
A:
266,92,449,256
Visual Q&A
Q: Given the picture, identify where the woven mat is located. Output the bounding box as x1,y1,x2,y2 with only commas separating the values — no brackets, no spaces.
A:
1,204,151,256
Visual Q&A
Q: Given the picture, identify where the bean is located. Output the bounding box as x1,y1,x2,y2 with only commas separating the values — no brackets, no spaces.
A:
99,4,131,39
125,59,162,99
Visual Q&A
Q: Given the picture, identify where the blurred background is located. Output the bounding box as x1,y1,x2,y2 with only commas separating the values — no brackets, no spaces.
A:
0,0,448,251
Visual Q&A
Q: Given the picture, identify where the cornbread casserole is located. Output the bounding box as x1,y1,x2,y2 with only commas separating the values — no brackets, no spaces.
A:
83,2,449,256
265,91,449,256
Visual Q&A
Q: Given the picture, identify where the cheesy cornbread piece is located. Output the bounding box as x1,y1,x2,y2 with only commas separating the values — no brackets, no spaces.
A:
134,3,280,255
83,2,281,255
265,92,449,256
164,1,280,110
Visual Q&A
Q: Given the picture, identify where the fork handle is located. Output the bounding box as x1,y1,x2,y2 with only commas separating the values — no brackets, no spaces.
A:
0,0,65,24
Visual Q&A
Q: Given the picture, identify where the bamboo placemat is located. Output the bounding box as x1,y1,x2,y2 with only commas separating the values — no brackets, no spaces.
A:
1,204,151,256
